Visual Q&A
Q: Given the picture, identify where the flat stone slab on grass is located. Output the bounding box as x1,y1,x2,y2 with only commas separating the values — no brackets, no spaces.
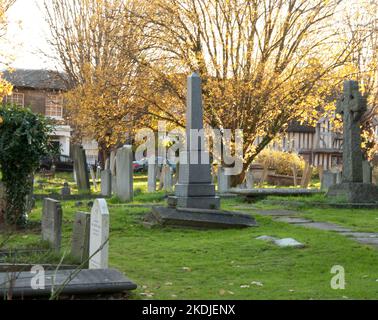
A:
144,206,257,229
254,209,299,217
339,232,378,238
256,235,277,242
0,268,137,298
274,217,312,224
354,238,378,247
295,222,352,232
256,236,305,248
230,188,322,197
274,238,305,248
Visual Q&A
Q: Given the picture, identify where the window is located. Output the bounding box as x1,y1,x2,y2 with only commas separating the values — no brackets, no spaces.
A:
6,92,24,107
45,94,63,118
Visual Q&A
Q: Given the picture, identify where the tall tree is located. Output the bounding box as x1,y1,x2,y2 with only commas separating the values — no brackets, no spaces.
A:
0,0,15,98
44,0,147,164
134,0,358,184
342,0,378,159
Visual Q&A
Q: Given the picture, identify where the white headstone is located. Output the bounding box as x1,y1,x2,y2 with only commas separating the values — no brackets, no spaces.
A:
89,199,109,269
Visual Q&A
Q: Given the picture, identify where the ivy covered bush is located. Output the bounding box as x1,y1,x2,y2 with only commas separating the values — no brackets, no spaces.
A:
0,104,52,226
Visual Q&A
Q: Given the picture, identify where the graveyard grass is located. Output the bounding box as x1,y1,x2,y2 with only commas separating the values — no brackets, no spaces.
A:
1,173,378,300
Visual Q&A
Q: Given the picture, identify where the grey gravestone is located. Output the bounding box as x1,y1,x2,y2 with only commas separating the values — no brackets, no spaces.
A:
71,211,90,265
0,268,137,297
362,160,372,183
115,145,133,202
110,150,117,194
89,166,97,190
327,81,378,203
246,170,254,189
61,182,71,196
170,73,219,209
89,199,109,269
42,198,62,251
146,73,255,229
147,164,157,192
100,169,112,197
217,167,231,193
162,164,173,192
72,145,90,192
321,171,337,191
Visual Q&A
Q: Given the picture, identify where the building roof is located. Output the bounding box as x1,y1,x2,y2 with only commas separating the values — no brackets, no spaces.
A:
287,121,316,133
2,69,68,91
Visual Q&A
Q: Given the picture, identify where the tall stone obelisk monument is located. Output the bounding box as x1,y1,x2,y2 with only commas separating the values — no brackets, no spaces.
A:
172,73,220,209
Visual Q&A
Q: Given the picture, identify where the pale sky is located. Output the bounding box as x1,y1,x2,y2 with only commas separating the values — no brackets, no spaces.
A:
4,0,58,70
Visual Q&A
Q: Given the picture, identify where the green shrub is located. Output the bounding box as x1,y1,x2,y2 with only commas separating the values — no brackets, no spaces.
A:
0,105,53,226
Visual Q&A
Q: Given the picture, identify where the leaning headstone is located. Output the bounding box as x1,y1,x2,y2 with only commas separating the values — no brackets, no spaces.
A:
147,164,157,192
71,211,90,265
61,182,71,196
321,171,337,191
327,81,378,202
362,160,372,184
89,199,109,269
217,167,230,193
245,170,254,189
72,145,90,192
115,145,133,202
41,198,62,251
100,169,112,197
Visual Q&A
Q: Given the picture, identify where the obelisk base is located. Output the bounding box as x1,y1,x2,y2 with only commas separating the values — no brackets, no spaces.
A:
327,183,378,203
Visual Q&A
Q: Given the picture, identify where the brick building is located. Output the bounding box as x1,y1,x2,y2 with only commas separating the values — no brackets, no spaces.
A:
2,69,71,156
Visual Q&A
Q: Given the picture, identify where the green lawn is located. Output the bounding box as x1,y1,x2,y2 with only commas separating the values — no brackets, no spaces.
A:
1,174,378,300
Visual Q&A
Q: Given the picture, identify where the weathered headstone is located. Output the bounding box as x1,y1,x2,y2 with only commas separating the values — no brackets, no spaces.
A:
61,182,71,196
147,164,157,192
217,167,230,193
72,145,90,192
321,171,337,191
362,160,372,184
89,166,97,190
327,81,378,202
115,145,133,202
71,211,90,265
89,199,109,269
162,164,173,192
245,170,254,189
110,150,117,194
300,162,313,188
173,164,180,185
41,198,62,251
100,169,112,197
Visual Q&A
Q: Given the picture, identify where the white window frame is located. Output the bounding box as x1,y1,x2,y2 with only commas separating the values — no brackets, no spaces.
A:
45,93,63,119
6,92,24,107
